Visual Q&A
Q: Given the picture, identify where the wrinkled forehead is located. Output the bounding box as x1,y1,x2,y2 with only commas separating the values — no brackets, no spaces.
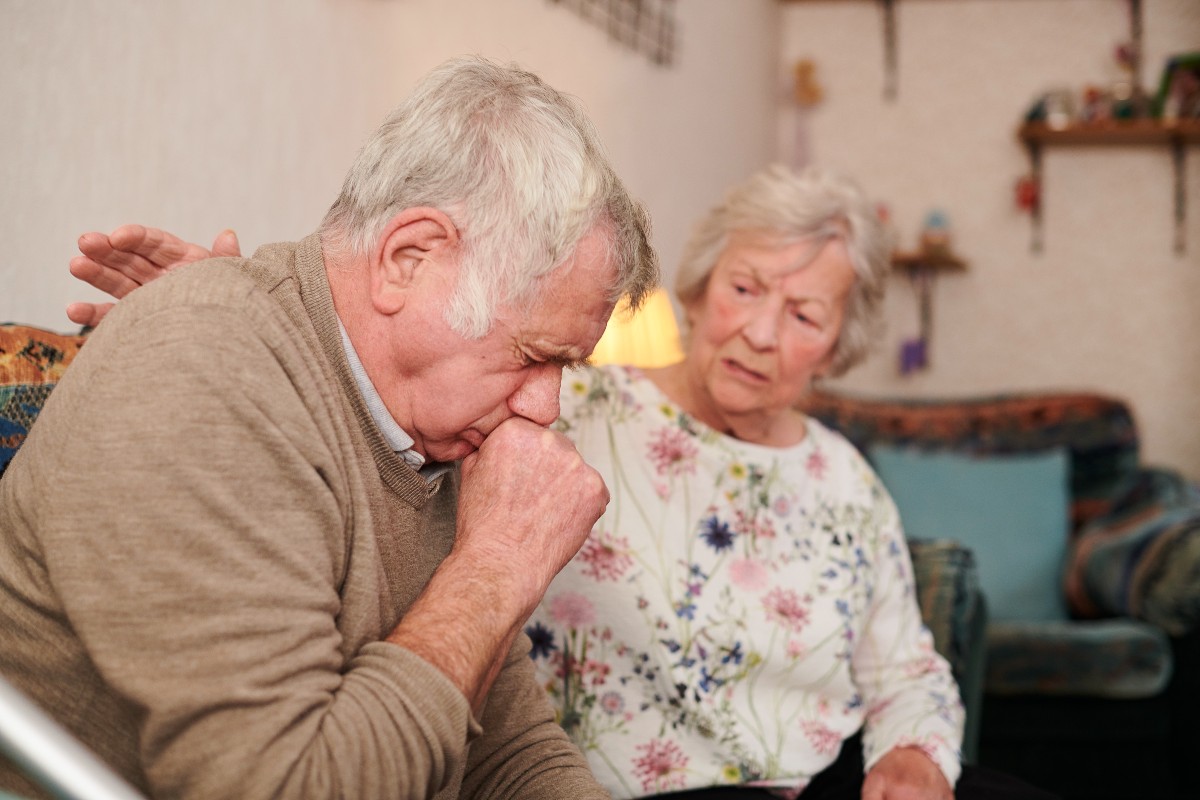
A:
722,229,846,279
514,236,621,361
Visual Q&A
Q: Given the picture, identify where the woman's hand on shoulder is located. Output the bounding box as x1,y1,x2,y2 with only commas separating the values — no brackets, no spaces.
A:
66,225,242,327
862,745,953,800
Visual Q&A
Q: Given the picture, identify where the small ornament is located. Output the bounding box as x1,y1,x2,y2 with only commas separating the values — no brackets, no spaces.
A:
792,59,823,108
1015,176,1040,214
919,210,952,256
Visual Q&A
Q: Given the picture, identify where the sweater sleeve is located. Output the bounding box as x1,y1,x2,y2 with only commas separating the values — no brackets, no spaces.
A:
29,300,477,800
852,482,965,787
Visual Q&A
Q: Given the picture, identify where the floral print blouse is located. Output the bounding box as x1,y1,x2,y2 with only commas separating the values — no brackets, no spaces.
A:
525,365,963,798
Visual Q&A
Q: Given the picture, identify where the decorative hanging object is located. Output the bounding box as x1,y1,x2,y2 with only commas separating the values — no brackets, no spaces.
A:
1014,175,1040,215
547,0,677,67
890,209,967,376
789,58,824,170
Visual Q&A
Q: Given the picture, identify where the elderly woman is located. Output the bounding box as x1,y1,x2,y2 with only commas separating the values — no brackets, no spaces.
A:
67,166,1053,800
526,165,964,800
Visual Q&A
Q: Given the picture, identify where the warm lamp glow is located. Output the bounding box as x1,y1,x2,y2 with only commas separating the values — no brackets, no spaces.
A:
590,288,684,368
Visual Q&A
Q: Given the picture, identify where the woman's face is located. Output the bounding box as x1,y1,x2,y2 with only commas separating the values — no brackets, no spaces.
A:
682,231,857,431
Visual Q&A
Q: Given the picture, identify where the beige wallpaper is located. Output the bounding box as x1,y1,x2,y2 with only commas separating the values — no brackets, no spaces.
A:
781,0,1200,480
0,0,780,355
3,0,1196,478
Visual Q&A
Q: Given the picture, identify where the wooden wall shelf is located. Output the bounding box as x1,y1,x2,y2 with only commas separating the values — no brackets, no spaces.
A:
892,250,967,273
1019,120,1199,255
1019,120,1200,146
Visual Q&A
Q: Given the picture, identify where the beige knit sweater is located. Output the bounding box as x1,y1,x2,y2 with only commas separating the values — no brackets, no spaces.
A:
0,235,606,800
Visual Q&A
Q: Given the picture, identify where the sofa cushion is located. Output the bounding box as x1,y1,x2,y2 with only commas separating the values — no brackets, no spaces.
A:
870,445,1071,623
0,324,87,477
1065,467,1200,636
984,619,1172,698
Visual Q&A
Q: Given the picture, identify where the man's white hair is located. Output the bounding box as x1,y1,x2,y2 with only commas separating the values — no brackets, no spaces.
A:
320,55,658,338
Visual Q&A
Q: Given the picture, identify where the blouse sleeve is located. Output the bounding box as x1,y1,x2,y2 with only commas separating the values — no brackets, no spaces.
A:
852,478,965,786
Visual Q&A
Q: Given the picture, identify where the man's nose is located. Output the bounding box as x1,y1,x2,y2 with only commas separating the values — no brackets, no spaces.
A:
510,364,563,427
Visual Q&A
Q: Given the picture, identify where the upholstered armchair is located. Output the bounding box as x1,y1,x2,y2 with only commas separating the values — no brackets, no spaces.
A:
802,388,1200,800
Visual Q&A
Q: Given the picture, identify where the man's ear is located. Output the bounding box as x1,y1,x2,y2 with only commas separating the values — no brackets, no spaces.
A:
370,207,460,315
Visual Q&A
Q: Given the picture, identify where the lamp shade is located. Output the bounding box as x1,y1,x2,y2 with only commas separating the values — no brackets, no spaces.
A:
589,288,684,368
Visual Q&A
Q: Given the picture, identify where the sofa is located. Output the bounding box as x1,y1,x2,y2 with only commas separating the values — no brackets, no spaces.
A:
802,388,1200,800
0,323,990,788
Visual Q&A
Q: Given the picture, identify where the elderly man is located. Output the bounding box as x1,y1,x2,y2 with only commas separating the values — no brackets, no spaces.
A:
0,56,657,800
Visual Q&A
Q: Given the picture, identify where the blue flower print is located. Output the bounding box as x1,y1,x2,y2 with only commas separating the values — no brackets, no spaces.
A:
526,621,557,660
699,516,736,552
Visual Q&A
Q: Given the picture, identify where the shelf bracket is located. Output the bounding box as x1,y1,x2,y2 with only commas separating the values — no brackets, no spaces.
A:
1172,136,1187,255
1027,140,1044,254
880,0,897,102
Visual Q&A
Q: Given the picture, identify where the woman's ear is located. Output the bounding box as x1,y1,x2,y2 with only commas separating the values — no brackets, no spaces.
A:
370,207,460,315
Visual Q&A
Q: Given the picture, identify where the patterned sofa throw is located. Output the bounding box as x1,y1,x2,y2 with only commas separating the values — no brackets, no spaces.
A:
1065,467,1200,637
0,324,87,477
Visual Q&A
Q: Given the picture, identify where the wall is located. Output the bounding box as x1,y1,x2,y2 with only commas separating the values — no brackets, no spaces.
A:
5,0,1197,479
781,0,1200,479
0,0,779,335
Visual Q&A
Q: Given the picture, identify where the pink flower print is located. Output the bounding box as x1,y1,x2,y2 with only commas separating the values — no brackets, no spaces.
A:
632,738,689,793
729,558,769,592
550,650,578,680
772,495,792,517
654,480,670,499
763,588,810,633
600,691,625,715
786,639,807,660
578,531,634,582
806,449,828,479
894,735,940,764
647,426,698,477
751,515,776,541
801,720,842,755
585,659,611,686
905,653,941,678
867,697,896,718
734,509,776,542
549,592,596,629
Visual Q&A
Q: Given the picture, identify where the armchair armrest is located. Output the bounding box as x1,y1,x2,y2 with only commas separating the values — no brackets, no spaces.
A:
908,537,987,763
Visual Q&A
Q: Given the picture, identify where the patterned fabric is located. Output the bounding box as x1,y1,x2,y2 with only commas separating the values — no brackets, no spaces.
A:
801,390,1139,534
907,539,982,683
1065,468,1200,636
0,324,87,477
526,365,963,799
984,619,1172,698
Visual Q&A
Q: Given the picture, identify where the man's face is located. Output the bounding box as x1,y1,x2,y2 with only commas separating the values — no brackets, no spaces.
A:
389,227,618,462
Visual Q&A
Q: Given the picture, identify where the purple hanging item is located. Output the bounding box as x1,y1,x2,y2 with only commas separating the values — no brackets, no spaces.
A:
900,338,927,375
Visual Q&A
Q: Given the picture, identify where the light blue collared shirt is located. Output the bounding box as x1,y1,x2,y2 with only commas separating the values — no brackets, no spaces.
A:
337,319,451,481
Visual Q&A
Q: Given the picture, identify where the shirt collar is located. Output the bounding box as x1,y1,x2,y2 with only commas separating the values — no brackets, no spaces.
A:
336,317,427,470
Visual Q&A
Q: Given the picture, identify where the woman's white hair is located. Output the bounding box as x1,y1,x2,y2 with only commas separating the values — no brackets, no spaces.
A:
675,164,890,377
320,55,658,338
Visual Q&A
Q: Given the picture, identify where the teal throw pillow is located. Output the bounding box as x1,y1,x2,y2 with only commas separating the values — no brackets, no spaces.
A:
869,445,1071,622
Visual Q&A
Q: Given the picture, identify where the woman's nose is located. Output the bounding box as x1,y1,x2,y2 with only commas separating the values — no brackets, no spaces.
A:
741,306,779,350
510,364,563,427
